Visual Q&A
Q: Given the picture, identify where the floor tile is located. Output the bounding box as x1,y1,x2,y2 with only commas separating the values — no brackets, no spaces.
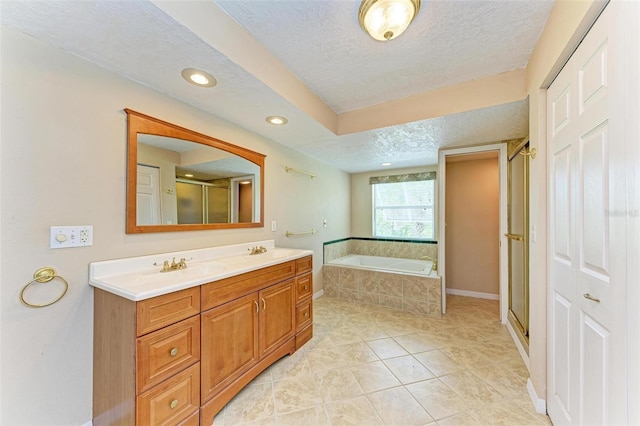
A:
213,295,551,425
349,360,401,393
367,337,410,359
273,374,323,415
406,378,471,420
383,354,435,384
367,386,434,425
313,367,366,402
413,349,464,377
324,396,384,425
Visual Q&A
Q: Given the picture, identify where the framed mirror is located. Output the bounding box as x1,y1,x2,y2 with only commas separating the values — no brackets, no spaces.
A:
125,109,265,233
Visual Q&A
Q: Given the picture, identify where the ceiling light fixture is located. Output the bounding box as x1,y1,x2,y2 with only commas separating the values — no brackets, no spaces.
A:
358,0,421,41
381,162,392,166
181,68,217,88
266,116,288,125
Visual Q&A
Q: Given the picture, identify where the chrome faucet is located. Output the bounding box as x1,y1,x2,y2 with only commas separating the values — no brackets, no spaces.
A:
249,246,268,255
159,257,188,273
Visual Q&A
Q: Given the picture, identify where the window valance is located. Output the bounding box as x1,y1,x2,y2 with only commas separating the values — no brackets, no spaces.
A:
369,171,436,185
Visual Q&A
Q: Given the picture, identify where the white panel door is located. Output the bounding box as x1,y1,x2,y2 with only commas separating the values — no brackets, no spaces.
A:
547,3,629,425
136,164,161,225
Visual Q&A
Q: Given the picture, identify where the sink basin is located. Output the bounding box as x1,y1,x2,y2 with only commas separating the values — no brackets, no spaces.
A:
130,261,227,286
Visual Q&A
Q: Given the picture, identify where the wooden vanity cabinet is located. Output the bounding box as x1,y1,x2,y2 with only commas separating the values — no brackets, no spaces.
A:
93,286,201,426
199,263,300,423
94,255,312,426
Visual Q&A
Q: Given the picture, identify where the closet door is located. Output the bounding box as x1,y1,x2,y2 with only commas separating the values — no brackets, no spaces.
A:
547,3,629,424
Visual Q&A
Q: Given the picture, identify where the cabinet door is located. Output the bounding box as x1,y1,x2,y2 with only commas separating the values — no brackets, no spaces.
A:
201,293,259,403
259,279,295,357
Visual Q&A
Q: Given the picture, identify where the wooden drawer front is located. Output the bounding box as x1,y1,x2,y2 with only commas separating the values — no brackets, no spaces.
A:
137,363,200,426
295,256,313,275
176,410,199,426
137,315,201,393
137,287,200,336
295,272,312,303
296,299,313,332
201,261,295,311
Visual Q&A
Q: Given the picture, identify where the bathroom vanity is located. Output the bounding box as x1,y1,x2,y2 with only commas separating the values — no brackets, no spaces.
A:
90,241,313,425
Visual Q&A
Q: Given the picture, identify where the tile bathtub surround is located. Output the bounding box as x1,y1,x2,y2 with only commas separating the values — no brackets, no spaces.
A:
212,295,551,426
322,265,441,316
323,238,438,263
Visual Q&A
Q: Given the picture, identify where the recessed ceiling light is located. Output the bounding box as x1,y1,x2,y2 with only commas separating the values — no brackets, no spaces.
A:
181,68,217,88
184,173,194,178
266,116,288,125
239,180,251,185
381,162,392,166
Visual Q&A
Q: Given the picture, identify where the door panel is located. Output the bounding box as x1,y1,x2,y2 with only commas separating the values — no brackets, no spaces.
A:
547,4,628,424
507,144,528,340
137,164,161,225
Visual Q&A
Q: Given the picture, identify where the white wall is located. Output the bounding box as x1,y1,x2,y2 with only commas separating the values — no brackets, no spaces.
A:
0,26,350,425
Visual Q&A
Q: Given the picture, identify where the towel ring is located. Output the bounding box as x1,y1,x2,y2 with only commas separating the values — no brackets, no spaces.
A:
19,267,69,308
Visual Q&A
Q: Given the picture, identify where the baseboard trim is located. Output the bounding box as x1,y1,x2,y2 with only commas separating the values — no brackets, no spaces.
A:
506,318,530,370
527,378,547,414
313,289,324,299
445,288,499,300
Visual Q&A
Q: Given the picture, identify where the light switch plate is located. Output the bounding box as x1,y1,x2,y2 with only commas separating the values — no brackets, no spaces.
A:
50,226,93,249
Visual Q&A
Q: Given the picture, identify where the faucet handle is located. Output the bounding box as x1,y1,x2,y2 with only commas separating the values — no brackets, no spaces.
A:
178,258,187,269
160,260,171,272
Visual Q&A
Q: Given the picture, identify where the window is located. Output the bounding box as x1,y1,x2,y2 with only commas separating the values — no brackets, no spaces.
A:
371,172,435,240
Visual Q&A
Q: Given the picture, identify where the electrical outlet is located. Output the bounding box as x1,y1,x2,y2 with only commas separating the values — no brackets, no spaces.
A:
271,221,277,232
50,225,93,249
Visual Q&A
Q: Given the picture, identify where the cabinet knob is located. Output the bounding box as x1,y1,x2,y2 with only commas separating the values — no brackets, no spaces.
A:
170,399,178,409
170,347,178,357
304,285,308,290
304,312,308,317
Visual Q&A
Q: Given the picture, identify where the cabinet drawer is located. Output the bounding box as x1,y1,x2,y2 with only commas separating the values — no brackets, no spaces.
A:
201,261,295,311
137,315,201,393
295,256,312,275
296,299,313,332
137,363,200,426
295,272,312,303
137,287,200,336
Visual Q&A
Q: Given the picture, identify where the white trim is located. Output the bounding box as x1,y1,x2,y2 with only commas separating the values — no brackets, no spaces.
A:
438,143,508,321
313,289,324,300
446,288,499,300
527,378,547,415
81,420,92,426
506,317,530,370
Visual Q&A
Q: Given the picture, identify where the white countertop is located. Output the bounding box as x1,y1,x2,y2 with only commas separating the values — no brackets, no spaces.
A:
89,240,313,301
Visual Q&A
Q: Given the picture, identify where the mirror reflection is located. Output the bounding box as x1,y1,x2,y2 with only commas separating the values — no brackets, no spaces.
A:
126,109,265,233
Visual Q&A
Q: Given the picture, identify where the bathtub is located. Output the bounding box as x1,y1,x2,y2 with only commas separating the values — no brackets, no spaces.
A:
323,254,441,316
328,254,434,276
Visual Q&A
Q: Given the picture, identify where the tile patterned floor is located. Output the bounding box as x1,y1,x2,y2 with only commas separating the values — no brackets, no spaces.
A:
212,295,551,425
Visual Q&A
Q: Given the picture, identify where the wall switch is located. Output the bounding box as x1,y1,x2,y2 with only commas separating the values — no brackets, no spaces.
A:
271,221,277,232
50,226,93,249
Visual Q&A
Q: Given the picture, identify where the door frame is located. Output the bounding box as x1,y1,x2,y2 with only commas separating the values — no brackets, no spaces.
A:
438,143,508,320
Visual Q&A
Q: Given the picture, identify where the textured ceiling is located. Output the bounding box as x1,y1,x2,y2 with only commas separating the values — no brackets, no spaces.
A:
0,0,553,173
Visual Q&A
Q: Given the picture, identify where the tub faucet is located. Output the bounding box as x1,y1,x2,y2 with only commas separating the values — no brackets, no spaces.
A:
420,256,438,272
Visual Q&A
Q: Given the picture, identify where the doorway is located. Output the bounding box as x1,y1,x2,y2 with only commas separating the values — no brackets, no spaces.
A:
444,152,500,303
438,143,508,318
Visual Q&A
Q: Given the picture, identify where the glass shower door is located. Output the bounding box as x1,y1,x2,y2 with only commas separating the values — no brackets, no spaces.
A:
507,143,529,347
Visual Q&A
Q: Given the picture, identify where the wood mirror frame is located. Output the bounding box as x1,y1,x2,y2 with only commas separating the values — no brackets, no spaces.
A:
125,109,265,233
